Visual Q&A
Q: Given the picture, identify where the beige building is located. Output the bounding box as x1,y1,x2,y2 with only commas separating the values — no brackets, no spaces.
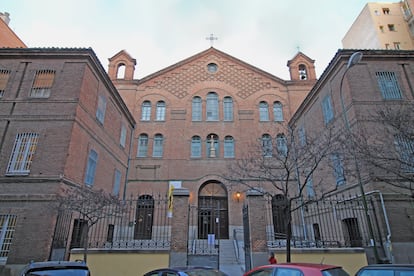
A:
342,2,414,50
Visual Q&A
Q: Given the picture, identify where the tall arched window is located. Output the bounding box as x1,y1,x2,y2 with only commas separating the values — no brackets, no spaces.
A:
259,101,269,121
206,92,219,121
141,101,151,121
137,134,148,157
223,96,233,121
273,101,284,122
156,101,166,121
224,136,235,158
276,133,287,156
299,64,308,80
206,134,219,157
153,134,164,157
191,136,202,158
262,134,272,157
192,96,202,121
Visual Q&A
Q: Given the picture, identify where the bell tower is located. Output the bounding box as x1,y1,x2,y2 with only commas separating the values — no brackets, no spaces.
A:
108,50,136,81
287,52,316,81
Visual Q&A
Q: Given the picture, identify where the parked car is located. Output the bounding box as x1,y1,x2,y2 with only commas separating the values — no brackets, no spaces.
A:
243,263,349,276
20,260,90,276
355,264,414,276
144,266,229,276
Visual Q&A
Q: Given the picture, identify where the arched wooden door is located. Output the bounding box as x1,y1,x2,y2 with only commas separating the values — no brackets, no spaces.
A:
198,182,229,239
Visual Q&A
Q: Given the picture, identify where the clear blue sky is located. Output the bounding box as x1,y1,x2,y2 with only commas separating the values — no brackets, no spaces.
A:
2,0,395,79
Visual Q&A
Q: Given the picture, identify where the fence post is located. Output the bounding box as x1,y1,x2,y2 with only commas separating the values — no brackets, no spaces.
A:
169,188,190,267
246,189,269,268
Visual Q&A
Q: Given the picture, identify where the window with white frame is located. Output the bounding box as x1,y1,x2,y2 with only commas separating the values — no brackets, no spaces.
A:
191,136,202,158
137,134,148,157
152,134,164,157
6,133,39,175
394,135,414,173
331,153,346,186
259,101,269,121
276,133,288,156
321,95,334,124
113,169,122,196
96,95,107,124
273,101,284,122
376,71,402,99
192,96,202,121
0,214,17,263
141,101,151,121
156,101,166,121
223,96,233,121
30,69,55,98
206,92,219,121
262,134,272,157
84,149,98,186
120,125,127,148
224,136,235,158
0,69,11,97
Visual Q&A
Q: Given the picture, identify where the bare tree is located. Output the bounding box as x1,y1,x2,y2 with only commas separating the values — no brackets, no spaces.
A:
56,185,124,263
226,125,340,262
351,105,414,194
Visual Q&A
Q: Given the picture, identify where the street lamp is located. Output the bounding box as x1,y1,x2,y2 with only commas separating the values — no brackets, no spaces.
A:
339,52,381,263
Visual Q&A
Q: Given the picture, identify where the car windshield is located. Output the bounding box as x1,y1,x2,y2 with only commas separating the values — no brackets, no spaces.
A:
27,268,89,276
322,267,349,276
358,269,414,276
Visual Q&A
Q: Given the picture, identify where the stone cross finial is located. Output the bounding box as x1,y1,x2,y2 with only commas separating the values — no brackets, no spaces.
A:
206,33,218,47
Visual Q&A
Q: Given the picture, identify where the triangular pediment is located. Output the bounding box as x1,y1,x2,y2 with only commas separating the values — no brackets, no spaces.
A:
108,49,136,65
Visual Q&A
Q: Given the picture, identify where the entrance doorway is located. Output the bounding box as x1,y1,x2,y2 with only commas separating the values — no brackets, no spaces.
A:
198,181,229,239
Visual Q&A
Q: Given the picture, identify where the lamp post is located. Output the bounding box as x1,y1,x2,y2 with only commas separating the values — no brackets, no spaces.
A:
339,52,381,263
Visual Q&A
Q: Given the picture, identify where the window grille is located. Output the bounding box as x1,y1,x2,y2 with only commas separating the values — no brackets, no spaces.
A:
376,71,402,99
192,97,202,121
0,214,17,263
206,92,219,121
30,70,55,98
224,136,235,158
191,136,202,158
276,134,287,156
223,97,233,121
0,69,11,97
7,133,39,175
273,101,284,121
259,101,269,121
137,134,148,157
156,101,165,121
395,135,414,173
141,101,151,121
262,134,272,157
153,134,164,157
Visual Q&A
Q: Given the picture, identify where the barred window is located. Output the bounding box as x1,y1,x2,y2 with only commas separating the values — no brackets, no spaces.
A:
191,136,202,158
192,96,202,121
394,135,414,173
276,133,287,156
0,69,11,97
224,136,235,158
223,97,233,121
153,134,164,157
156,101,166,121
7,133,39,175
96,95,107,124
376,71,402,99
30,69,55,98
0,214,17,261
273,101,284,122
84,149,98,186
137,134,148,157
262,134,272,157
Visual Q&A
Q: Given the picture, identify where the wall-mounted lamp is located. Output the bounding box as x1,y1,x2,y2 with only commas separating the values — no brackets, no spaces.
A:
235,191,241,202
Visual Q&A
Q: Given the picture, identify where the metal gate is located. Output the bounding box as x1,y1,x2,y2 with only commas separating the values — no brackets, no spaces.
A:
243,204,252,272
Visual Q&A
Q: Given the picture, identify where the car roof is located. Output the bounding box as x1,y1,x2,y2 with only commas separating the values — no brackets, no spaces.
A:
22,261,88,271
359,264,414,269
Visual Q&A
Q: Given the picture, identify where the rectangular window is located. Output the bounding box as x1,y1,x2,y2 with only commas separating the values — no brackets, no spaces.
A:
84,149,98,186
376,71,402,99
306,173,315,197
388,24,395,31
96,95,107,124
6,133,39,175
223,98,233,121
0,69,11,97
113,169,122,196
191,138,202,158
385,43,390,49
395,135,414,173
321,95,334,124
192,97,202,121
379,26,384,33
394,42,401,49
0,214,17,262
120,125,127,148
298,126,306,146
383,8,390,14
332,153,346,186
30,70,55,98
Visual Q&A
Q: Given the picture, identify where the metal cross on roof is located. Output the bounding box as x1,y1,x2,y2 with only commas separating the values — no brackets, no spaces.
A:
206,33,218,47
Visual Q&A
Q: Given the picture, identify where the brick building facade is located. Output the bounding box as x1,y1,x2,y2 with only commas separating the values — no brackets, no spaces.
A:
0,48,135,268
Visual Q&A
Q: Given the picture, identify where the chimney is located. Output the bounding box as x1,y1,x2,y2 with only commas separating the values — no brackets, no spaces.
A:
0,12,11,25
